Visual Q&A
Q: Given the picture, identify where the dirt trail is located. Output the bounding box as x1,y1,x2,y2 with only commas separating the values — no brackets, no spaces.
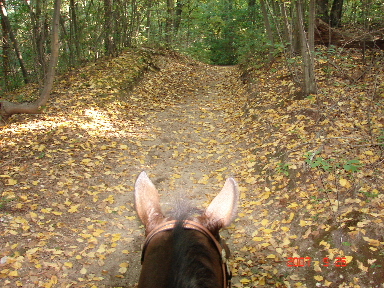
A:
119,57,249,286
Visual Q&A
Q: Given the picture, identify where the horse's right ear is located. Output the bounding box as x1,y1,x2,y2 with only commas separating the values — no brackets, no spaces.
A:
135,171,165,234
204,178,239,230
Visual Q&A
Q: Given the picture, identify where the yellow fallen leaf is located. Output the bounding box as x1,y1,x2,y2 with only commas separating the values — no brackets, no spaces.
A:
357,260,368,272
283,212,295,223
363,237,380,246
252,237,264,242
80,267,87,274
287,202,298,208
245,177,256,184
261,219,269,226
339,178,351,188
8,270,19,277
119,266,128,273
64,262,73,268
7,179,17,185
111,233,121,242
68,204,80,213
314,275,323,281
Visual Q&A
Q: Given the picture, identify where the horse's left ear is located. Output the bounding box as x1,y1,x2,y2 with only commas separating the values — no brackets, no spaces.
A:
135,171,165,234
204,178,239,229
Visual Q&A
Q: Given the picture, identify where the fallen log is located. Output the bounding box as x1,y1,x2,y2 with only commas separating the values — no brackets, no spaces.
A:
315,18,384,50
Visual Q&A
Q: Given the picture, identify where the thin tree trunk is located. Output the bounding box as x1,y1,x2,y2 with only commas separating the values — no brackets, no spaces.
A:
280,2,293,57
316,0,329,23
296,0,317,96
27,0,47,81
145,0,153,43
70,0,81,62
330,0,344,27
104,0,114,55
0,0,61,122
165,0,174,45
1,5,10,90
174,0,183,33
0,0,29,84
248,0,256,24
260,0,274,61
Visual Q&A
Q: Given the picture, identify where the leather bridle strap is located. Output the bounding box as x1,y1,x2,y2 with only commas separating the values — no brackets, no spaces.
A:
141,220,231,288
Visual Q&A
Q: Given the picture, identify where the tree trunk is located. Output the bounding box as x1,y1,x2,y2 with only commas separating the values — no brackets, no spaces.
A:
296,0,317,96
260,0,274,61
70,0,81,62
174,0,183,33
165,0,174,45
145,0,153,43
248,0,256,24
0,0,61,122
316,0,329,23
0,0,29,84
27,0,47,81
1,4,10,90
104,0,114,56
330,0,344,27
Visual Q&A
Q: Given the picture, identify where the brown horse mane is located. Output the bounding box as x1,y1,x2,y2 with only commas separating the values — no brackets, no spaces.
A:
167,219,222,288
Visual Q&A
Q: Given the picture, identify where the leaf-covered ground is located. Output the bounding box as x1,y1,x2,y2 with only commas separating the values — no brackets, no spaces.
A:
1,48,383,288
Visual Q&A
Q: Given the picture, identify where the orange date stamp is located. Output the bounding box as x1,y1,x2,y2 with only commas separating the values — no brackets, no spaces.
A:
287,257,348,267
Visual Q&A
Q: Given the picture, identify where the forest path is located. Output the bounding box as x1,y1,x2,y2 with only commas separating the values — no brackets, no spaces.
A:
0,53,253,288
2,50,383,288
133,58,247,197
118,57,250,286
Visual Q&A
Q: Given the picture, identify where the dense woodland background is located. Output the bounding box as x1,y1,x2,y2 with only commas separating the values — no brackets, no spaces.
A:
1,0,383,96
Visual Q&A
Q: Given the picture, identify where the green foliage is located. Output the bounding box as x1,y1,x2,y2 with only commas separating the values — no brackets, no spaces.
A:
304,151,362,173
359,190,380,202
0,196,13,210
378,129,384,145
343,160,362,173
176,1,266,65
304,151,333,172
276,162,289,176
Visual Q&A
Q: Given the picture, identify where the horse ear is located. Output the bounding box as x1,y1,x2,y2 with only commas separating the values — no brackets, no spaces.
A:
135,171,164,233
204,178,239,229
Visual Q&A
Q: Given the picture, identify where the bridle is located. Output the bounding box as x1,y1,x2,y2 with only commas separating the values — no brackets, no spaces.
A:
141,220,232,288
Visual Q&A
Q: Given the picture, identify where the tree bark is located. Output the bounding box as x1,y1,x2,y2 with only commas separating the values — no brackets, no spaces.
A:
165,0,174,45
316,0,329,23
330,0,344,27
27,0,47,80
1,3,10,90
70,0,81,62
174,0,183,33
296,0,317,96
260,0,274,61
0,0,29,84
0,0,61,122
104,0,114,56
248,0,256,24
